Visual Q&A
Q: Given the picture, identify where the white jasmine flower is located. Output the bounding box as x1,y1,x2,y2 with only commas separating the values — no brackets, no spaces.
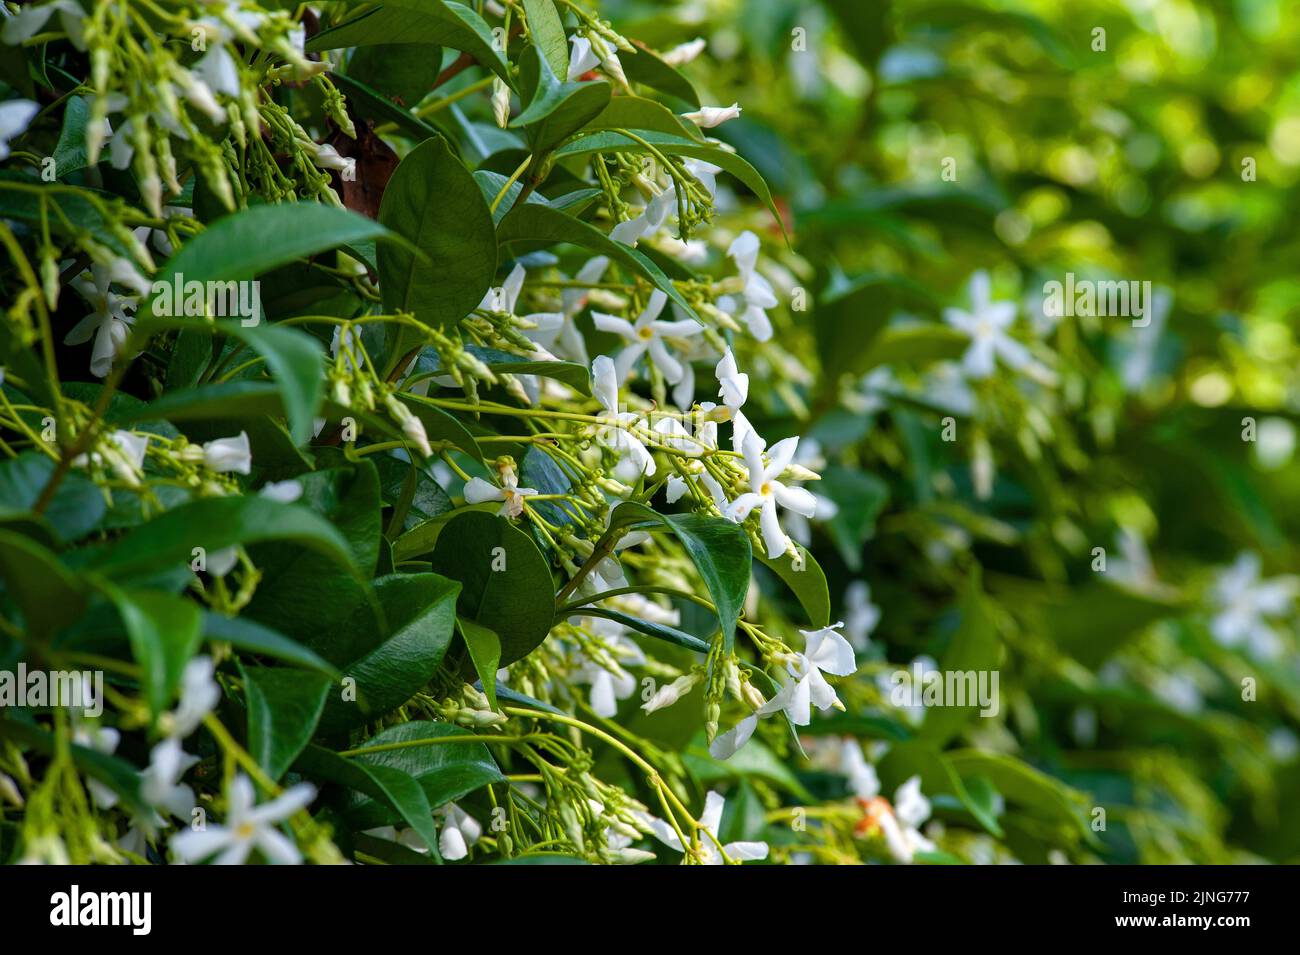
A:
567,35,602,80
843,580,881,651
73,429,149,487
491,78,511,127
1210,552,1298,657
0,99,38,160
72,724,121,809
171,775,315,865
164,656,220,739
877,775,935,863
841,739,880,800
312,143,356,181
463,464,538,519
574,635,642,718
591,355,657,478
726,231,778,341
202,431,252,474
437,802,482,860
554,256,610,365
661,37,706,67
943,271,1044,381
725,430,817,559
715,348,749,409
385,395,433,458
63,263,142,378
593,289,703,386
609,184,677,247
640,672,701,714
764,622,857,726
140,738,199,822
1,1,87,49
258,479,303,503
643,791,768,864
681,103,741,128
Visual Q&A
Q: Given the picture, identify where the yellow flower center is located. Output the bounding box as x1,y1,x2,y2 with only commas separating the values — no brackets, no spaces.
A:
637,326,655,340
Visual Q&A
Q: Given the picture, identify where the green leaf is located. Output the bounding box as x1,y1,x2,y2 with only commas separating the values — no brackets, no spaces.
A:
342,720,504,827
569,606,707,653
945,749,1093,845
619,46,700,107
512,46,612,157
379,136,497,332
151,203,395,292
427,511,555,665
819,467,889,570
859,324,969,372
90,497,359,581
457,617,501,709
554,131,785,241
584,96,706,141
521,0,569,79
757,544,830,628
318,573,461,733
240,664,332,781
347,43,441,106
105,587,203,718
604,502,750,651
293,744,443,859
0,529,86,640
202,612,339,676
918,570,1002,746
0,451,105,545
496,202,698,321
308,0,511,85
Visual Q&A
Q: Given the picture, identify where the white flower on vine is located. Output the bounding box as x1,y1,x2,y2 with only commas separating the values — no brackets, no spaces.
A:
1,1,87,50
879,776,936,863
574,623,644,718
140,738,199,822
726,231,778,342
725,430,817,559
715,348,749,409
640,672,700,714
203,431,252,474
591,354,656,478
643,791,768,864
567,35,601,80
681,103,741,128
553,256,610,366
593,289,703,388
765,622,857,726
72,723,121,809
163,656,220,739
73,429,149,487
840,739,880,800
463,462,538,519
171,775,315,865
64,262,144,378
843,580,881,651
311,143,356,181
943,271,1050,382
1210,552,1298,658
661,37,706,67
437,803,482,860
0,99,38,160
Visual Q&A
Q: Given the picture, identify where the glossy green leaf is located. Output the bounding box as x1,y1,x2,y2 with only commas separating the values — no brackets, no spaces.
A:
240,664,332,781
457,617,501,709
0,529,86,640
757,544,830,628
379,136,497,331
342,720,504,828
105,586,203,718
427,511,555,665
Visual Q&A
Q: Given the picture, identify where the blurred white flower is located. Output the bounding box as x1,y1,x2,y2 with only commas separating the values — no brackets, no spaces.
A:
681,103,741,128
1210,552,1298,658
726,232,778,341
203,432,252,474
641,791,768,864
0,99,39,160
171,775,315,865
